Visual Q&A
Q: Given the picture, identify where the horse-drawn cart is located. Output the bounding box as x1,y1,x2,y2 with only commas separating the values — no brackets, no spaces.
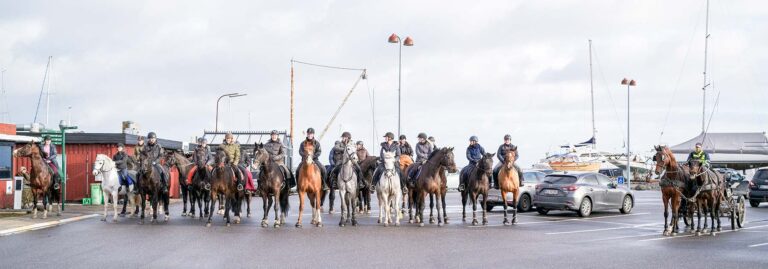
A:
681,178,748,230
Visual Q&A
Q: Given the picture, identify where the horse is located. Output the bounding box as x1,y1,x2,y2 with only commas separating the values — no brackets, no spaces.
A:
136,150,170,224
337,146,359,227
376,152,402,226
357,156,379,214
13,142,61,219
164,151,195,217
498,150,520,225
461,152,494,226
118,155,141,218
188,147,212,219
295,140,324,228
399,154,414,213
92,154,131,222
253,143,290,228
689,159,724,236
414,147,458,227
206,149,242,227
653,145,692,236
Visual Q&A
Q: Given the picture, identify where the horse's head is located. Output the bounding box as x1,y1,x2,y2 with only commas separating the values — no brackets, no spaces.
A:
92,154,114,176
505,150,517,169
383,152,396,171
139,150,153,173
194,147,208,168
164,151,177,167
652,145,672,175
252,143,269,168
688,159,703,176
214,148,228,167
480,153,495,173
303,141,315,165
438,147,458,173
13,141,39,158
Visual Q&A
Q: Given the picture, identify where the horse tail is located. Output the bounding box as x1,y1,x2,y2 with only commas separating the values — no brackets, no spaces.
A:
280,185,290,215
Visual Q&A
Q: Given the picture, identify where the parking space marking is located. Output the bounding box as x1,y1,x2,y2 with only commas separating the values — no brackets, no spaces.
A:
582,233,660,242
516,212,650,225
546,223,658,235
639,223,768,242
748,242,768,248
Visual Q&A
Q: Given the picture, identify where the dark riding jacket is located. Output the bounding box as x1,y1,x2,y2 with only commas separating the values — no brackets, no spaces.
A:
38,143,59,167
380,141,401,159
142,142,164,164
399,141,413,157
113,151,129,170
687,150,711,165
496,143,519,163
466,144,486,165
264,139,287,164
299,138,322,162
415,142,434,163
193,145,214,166
356,148,369,163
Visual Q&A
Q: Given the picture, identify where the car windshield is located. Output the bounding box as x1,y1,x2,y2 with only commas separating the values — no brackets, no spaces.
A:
756,170,768,180
543,175,577,184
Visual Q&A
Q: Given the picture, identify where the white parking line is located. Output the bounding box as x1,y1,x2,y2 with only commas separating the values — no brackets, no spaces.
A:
639,223,768,242
582,233,660,242
748,242,768,248
546,223,658,235
517,212,650,225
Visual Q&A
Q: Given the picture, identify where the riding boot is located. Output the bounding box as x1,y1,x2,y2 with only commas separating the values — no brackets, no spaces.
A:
318,163,329,191
514,164,524,187
491,166,500,189
287,167,297,189
354,165,365,190
160,169,169,194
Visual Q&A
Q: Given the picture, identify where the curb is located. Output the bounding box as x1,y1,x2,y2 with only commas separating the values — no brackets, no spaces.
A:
0,213,99,237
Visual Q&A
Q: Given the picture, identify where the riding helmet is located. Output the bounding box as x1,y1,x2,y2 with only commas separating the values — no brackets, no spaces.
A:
43,135,51,141
147,132,157,139
469,135,478,142
225,132,234,139
117,143,125,148
383,132,394,139
399,135,407,140
504,134,511,140
356,141,364,146
270,130,279,135
341,132,351,139
306,127,315,134
428,136,435,142
137,136,145,141
418,133,427,139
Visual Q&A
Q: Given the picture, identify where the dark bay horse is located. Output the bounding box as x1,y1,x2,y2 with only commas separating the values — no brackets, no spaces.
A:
689,159,724,236
357,156,378,214
296,141,323,228
461,153,494,226
164,151,195,217
188,147,212,219
414,147,458,227
253,143,290,228
137,150,170,224
206,149,242,227
13,142,61,219
653,145,692,236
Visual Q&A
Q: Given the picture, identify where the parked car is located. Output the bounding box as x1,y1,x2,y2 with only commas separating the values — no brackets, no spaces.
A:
482,170,546,212
749,168,768,207
713,168,746,182
598,168,623,179
533,172,634,217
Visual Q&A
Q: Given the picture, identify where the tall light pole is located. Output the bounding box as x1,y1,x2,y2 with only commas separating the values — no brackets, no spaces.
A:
388,33,414,137
621,78,636,188
215,92,246,132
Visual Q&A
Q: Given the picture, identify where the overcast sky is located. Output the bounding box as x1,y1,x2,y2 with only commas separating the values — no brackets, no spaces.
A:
0,0,766,167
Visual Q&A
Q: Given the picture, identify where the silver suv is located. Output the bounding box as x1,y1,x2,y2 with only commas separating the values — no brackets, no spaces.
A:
483,171,547,212
533,172,634,217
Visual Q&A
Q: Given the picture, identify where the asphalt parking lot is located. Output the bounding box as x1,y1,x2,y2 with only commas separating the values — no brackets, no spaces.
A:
1,190,767,268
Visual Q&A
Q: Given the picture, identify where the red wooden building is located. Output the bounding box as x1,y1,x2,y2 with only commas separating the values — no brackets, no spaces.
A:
0,123,41,208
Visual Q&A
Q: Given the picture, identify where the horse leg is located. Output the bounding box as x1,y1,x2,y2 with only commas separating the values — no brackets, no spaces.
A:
663,195,670,236
101,189,109,222
695,200,703,236
41,191,48,219
328,186,336,214
481,192,488,225
710,199,718,235
297,191,305,228
273,192,281,228
442,191,448,223
671,196,680,235
429,194,435,224
120,189,128,216
461,189,468,222
140,192,147,224
261,194,269,228
181,186,188,217
150,193,158,223
112,192,119,222
395,188,403,226
501,190,509,225
471,192,478,226
164,192,170,222
511,190,518,224
351,189,358,226
338,191,346,227
436,192,444,227
377,189,384,225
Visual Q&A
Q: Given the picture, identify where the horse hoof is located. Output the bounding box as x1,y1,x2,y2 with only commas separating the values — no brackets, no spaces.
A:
695,232,701,236
261,222,268,228
206,223,211,227
112,218,117,223
471,220,478,226
227,223,231,227
671,232,677,236
710,232,716,237
408,220,414,224
317,223,323,228
296,223,302,228
419,223,424,227
329,209,335,214
352,220,358,226
395,222,401,227
438,222,443,227
101,218,106,222
384,222,389,227
503,219,510,226
339,222,345,227
511,218,517,224
429,219,436,224
444,220,449,225
165,216,170,222
274,224,280,228
377,219,381,224
717,227,722,232
462,217,466,222
56,213,61,217
247,214,251,218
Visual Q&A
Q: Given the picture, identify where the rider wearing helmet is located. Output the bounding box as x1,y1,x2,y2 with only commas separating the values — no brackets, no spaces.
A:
329,132,365,190
408,132,434,183
220,132,246,191
39,135,61,190
355,141,369,162
687,142,711,169
113,143,134,192
142,132,169,193
399,134,414,158
264,130,295,189
297,127,329,191
458,135,485,192
492,134,523,189
428,136,438,150
373,132,405,191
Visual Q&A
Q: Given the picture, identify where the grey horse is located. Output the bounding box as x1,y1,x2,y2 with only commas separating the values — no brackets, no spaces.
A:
336,145,359,227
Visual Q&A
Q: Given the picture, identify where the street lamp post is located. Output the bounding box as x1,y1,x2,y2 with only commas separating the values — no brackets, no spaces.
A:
215,92,247,132
388,33,413,136
621,78,636,188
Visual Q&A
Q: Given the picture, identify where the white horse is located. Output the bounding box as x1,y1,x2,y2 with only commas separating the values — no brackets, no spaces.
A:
377,152,403,227
337,146,359,227
92,154,131,222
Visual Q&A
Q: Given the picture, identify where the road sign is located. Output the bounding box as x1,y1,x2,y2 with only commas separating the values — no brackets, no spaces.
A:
42,132,64,145
617,176,625,185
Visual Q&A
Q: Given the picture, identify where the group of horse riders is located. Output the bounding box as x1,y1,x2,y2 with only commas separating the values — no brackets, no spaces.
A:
458,134,525,192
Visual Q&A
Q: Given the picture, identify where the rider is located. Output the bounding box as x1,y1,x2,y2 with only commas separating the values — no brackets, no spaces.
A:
492,134,523,189
687,142,711,170
408,133,434,183
330,132,365,190
327,140,342,188
38,135,61,190
373,132,406,191
113,143,135,194
297,127,329,191
458,135,485,192
428,136,438,151
189,138,213,188
264,130,296,189
220,132,246,191
399,135,414,158
142,132,169,194
356,141,369,162
134,136,145,160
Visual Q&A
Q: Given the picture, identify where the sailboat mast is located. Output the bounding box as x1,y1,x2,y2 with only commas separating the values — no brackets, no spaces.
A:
702,0,710,133
589,40,596,149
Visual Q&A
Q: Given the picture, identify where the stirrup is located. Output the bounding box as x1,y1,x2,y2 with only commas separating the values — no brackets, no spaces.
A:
458,184,465,192
204,183,211,191
237,184,244,191
53,183,60,190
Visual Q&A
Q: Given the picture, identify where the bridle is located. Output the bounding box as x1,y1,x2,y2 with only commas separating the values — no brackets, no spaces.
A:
93,159,114,175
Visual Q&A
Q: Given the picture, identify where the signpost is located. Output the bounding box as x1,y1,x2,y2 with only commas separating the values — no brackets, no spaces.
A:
42,120,77,211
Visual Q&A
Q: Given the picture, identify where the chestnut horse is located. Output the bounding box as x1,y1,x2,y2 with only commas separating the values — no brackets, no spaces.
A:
653,145,691,236
296,140,323,228
461,152,494,226
13,142,61,219
414,147,458,227
498,150,520,225
399,154,414,213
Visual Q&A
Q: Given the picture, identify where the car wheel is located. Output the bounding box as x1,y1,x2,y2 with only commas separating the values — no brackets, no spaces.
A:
536,207,549,215
620,195,633,214
518,194,532,212
578,198,592,217
485,204,494,212
750,200,761,208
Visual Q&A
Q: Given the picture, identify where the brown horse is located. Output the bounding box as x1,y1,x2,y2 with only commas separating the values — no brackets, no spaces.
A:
689,159,724,236
414,147,458,227
136,150,170,224
461,152,494,226
13,142,61,219
164,151,195,217
653,145,691,236
498,150,520,225
206,148,242,227
399,155,414,213
357,156,378,214
253,143,290,228
296,141,323,228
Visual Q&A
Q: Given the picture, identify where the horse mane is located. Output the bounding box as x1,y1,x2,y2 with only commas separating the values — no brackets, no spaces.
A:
663,146,677,164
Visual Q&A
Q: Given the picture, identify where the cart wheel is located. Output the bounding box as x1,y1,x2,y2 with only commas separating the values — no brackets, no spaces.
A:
736,196,746,228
